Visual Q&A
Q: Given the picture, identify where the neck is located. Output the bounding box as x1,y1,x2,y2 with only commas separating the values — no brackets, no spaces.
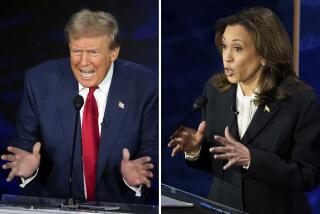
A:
240,68,261,96
239,83,256,96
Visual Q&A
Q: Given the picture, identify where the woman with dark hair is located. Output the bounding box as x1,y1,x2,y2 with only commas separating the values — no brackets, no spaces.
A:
169,7,320,213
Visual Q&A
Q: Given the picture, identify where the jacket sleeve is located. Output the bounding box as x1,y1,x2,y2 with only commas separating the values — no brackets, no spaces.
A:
13,70,41,152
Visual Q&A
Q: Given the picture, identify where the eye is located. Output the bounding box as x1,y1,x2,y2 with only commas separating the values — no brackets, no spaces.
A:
71,50,81,56
221,43,227,49
89,50,99,56
234,46,243,52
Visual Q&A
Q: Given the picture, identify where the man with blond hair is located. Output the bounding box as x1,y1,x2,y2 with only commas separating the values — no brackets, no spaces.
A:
1,9,158,204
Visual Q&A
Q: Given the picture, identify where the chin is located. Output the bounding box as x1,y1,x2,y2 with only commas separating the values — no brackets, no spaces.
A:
226,76,238,84
78,79,97,88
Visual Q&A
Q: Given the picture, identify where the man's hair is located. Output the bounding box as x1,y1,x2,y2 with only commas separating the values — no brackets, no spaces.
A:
212,7,309,105
65,9,120,49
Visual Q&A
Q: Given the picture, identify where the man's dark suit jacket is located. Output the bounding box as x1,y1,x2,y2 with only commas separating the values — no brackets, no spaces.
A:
188,79,320,214
13,58,158,204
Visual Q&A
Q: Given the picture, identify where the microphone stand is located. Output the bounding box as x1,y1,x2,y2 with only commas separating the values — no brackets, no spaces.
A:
59,95,120,212
60,96,83,209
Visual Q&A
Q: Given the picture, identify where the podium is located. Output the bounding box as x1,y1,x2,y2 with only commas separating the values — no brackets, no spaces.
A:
0,194,158,213
161,184,247,214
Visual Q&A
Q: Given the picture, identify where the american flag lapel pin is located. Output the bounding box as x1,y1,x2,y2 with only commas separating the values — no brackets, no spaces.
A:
118,101,125,109
264,105,270,112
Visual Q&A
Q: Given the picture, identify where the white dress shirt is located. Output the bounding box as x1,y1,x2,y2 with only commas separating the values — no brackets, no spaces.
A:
236,83,258,139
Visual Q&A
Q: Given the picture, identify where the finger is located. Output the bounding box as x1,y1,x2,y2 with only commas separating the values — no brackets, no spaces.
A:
6,168,17,182
213,153,230,160
223,159,237,170
2,163,9,170
33,142,41,154
147,171,153,178
122,148,130,161
197,121,206,135
141,170,154,178
3,161,17,170
209,146,230,154
135,156,151,164
7,146,25,155
224,126,236,143
1,154,15,162
171,144,181,157
142,163,154,170
143,178,151,188
172,127,195,139
169,127,183,139
214,135,230,146
170,132,189,142
168,138,182,147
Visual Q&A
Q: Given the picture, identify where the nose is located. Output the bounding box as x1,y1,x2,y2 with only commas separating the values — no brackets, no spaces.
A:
79,52,89,67
223,48,233,63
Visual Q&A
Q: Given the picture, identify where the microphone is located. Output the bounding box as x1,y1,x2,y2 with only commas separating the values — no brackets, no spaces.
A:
101,119,107,127
74,95,84,110
192,96,208,111
174,96,208,131
62,95,84,208
230,106,239,116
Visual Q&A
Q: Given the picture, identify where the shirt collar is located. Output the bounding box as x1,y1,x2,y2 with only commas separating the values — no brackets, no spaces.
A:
78,62,114,95
237,83,258,100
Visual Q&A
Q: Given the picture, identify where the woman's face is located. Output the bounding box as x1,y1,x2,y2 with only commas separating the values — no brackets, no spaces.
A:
222,24,263,89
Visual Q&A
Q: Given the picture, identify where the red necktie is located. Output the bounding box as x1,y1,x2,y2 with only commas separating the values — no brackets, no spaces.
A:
82,87,99,201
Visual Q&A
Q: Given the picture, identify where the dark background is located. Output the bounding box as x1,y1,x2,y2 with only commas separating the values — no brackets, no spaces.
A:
162,0,320,213
0,0,158,200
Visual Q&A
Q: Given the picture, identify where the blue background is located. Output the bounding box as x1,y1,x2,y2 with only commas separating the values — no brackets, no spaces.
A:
0,0,158,201
162,0,320,213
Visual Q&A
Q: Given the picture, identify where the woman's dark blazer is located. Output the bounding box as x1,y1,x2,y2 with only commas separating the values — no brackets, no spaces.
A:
187,79,320,214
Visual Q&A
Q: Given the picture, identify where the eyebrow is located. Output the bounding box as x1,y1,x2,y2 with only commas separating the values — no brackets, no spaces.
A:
70,48,100,51
222,36,244,43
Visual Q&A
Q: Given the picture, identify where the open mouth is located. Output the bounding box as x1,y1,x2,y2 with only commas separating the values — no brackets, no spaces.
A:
224,68,234,76
80,69,95,80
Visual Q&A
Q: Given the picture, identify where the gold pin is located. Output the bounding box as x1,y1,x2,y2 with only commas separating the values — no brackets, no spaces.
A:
118,101,125,109
264,105,270,112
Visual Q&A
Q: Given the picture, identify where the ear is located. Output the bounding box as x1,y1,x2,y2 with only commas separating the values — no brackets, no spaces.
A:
110,47,120,62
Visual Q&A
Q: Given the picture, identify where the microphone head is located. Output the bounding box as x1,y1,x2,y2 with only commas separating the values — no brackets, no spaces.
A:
192,96,208,111
73,95,84,110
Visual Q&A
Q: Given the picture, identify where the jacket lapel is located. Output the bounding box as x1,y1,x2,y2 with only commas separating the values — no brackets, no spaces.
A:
241,101,280,145
96,62,130,185
213,85,240,140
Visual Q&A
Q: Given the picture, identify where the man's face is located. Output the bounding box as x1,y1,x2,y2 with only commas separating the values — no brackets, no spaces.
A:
69,35,119,88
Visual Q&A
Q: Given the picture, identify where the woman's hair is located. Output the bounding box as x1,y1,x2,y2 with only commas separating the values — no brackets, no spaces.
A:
65,9,120,49
212,7,309,105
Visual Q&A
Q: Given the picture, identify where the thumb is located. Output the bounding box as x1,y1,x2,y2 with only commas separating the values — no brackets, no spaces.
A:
122,148,130,161
33,142,41,154
197,121,206,135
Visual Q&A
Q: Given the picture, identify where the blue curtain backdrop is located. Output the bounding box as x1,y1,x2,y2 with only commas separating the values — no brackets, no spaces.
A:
0,0,158,200
162,0,320,213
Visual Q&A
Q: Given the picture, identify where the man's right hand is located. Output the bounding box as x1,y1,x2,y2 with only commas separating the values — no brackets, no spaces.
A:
168,121,206,157
1,142,41,182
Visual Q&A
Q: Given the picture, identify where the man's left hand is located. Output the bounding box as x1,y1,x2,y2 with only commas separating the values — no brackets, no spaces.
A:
121,148,154,188
209,127,250,170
